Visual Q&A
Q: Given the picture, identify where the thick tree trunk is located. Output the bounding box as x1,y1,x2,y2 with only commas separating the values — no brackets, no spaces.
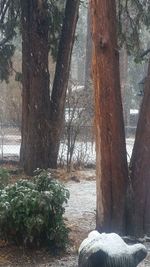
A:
128,59,150,237
20,0,51,175
91,0,128,234
20,0,79,174
49,0,80,168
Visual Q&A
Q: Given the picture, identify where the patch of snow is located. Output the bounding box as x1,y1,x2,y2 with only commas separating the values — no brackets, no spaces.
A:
4,135,21,140
65,180,96,220
83,232,145,256
130,109,139,114
79,231,147,267
0,139,134,164
71,85,84,91
0,145,20,155
59,141,95,164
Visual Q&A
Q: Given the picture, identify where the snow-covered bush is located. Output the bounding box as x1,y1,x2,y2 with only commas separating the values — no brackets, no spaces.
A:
0,170,70,249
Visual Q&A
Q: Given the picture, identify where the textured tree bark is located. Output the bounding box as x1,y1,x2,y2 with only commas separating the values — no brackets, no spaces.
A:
91,0,128,234
128,59,150,236
49,0,80,168
20,0,80,174
20,0,51,175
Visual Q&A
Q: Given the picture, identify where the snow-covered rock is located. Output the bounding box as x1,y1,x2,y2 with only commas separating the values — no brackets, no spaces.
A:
78,231,147,267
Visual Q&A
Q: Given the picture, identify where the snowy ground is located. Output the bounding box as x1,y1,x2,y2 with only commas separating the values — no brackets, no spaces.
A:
0,135,135,163
0,134,149,267
65,180,96,227
126,138,135,162
1,172,149,266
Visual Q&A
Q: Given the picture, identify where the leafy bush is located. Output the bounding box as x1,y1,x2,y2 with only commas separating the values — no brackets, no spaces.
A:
0,168,10,190
0,170,70,249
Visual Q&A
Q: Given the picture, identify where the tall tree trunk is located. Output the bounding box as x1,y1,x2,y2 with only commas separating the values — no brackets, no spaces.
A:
20,0,51,175
20,0,80,174
120,46,129,129
49,0,80,168
84,5,92,90
84,4,93,121
128,59,150,237
91,0,128,234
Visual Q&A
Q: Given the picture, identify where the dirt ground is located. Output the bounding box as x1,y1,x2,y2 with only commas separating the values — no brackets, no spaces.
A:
0,169,150,267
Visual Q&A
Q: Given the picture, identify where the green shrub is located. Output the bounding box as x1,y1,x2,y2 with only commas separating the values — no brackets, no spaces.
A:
0,168,10,190
0,169,70,249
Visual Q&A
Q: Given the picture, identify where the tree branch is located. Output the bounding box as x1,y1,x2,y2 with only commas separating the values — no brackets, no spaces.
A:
139,48,150,59
0,6,20,47
0,0,11,24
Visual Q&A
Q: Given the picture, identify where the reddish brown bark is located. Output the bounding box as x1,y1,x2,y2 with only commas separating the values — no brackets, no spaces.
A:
91,0,128,234
128,59,150,236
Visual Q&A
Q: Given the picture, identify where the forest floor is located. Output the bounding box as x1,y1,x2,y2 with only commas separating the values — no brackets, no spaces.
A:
0,167,150,267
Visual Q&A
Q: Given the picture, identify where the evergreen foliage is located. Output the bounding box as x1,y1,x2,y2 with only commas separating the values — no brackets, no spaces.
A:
0,44,14,81
117,0,150,56
0,0,150,82
0,168,10,190
0,0,19,81
0,170,70,248
0,0,65,81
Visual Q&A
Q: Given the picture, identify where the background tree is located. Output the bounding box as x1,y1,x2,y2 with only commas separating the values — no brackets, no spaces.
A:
91,0,128,234
84,3,94,123
0,0,19,81
47,0,80,170
71,2,87,84
0,0,80,174
118,0,150,237
127,58,150,237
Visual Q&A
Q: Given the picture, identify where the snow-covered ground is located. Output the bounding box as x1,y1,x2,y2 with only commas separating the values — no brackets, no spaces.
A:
0,135,135,163
126,138,135,161
1,177,148,267
0,144,20,155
